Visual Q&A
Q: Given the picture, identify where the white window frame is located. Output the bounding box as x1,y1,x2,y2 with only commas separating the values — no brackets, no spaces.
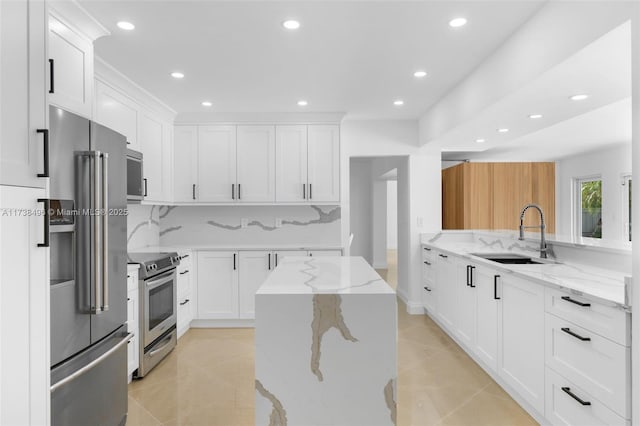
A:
574,175,603,240
622,174,632,242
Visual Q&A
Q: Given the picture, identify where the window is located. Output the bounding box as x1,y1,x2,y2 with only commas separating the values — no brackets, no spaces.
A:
575,177,602,239
623,175,632,241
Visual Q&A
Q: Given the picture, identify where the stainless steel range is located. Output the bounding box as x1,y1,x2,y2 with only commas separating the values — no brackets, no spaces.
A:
128,252,181,378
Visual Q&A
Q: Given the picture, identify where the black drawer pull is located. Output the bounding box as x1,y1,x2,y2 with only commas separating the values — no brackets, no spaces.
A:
561,387,591,406
179,270,189,275
494,275,501,300
309,183,312,200
423,247,431,251
37,198,50,247
37,129,49,178
423,286,431,292
439,254,448,259
561,296,591,307
561,327,591,341
143,178,148,196
49,59,54,93
233,253,236,270
423,260,431,266
180,299,190,306
466,265,471,286
181,254,190,259
469,266,476,288
268,253,271,270
193,184,196,200
232,184,235,200
238,183,241,200
303,183,306,200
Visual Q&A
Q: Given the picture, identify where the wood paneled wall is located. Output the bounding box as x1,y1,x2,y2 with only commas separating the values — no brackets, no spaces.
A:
442,162,555,233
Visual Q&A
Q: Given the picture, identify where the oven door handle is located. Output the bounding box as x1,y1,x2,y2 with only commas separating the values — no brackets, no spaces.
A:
148,333,174,357
145,269,176,289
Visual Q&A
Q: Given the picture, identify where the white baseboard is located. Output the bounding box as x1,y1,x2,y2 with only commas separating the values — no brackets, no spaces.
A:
191,319,255,328
395,287,424,315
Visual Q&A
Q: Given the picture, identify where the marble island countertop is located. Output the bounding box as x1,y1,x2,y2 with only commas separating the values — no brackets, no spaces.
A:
128,243,343,253
422,236,630,310
257,256,395,295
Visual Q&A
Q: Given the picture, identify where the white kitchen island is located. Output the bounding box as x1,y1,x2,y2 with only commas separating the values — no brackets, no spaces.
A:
255,256,397,426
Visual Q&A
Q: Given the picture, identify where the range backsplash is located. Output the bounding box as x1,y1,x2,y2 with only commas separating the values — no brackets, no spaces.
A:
127,205,341,249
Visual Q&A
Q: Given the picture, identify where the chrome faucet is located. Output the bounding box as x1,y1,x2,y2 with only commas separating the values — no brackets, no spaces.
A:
518,204,547,259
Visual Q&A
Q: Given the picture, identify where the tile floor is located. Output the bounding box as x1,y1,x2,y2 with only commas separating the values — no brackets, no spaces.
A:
127,251,537,426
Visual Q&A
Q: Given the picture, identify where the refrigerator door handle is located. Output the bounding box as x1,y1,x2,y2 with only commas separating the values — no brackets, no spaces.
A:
50,333,133,393
93,151,102,314
101,152,109,311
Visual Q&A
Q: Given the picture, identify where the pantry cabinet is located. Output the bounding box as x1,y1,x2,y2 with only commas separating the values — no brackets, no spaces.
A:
196,251,239,319
0,0,48,188
48,13,93,118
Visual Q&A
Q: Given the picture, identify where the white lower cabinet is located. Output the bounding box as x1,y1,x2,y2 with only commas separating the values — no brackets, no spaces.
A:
196,251,239,319
238,251,273,319
434,252,457,330
177,251,194,338
126,269,139,381
497,274,545,414
455,263,477,348
545,367,628,426
473,266,500,372
308,250,342,257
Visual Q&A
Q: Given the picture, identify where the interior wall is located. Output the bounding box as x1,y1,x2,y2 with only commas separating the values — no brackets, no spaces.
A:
349,159,373,263
372,179,388,268
555,143,631,242
387,180,398,249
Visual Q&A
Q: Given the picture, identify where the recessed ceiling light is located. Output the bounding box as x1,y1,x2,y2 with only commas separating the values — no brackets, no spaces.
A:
393,100,404,106
413,70,428,78
297,100,308,106
497,128,509,133
117,21,135,31
449,18,467,28
202,101,212,107
282,20,300,30
476,138,486,143
171,72,184,79
569,94,589,101
528,114,543,119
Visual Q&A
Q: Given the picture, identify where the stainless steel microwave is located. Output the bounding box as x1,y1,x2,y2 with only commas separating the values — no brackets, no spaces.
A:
126,149,144,202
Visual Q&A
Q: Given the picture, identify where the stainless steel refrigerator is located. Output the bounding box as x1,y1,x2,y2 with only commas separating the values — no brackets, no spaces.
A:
48,106,129,426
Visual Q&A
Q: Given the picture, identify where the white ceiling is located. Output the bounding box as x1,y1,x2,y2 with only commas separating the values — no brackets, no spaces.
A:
79,0,545,119
440,20,631,160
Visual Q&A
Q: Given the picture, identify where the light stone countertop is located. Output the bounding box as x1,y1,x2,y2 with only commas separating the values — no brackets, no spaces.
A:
257,256,395,295
128,244,343,253
422,236,629,310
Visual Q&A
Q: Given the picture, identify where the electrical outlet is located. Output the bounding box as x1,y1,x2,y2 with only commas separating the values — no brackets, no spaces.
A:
275,218,282,228
241,218,248,228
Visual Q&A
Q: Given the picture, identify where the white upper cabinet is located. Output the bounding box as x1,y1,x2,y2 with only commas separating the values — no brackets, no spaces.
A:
198,126,237,202
48,14,93,118
236,126,275,203
94,80,139,149
275,125,308,202
308,125,340,203
0,0,48,188
173,126,198,202
139,112,165,202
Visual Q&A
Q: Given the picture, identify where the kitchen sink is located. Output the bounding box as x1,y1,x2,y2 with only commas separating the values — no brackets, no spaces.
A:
470,253,543,265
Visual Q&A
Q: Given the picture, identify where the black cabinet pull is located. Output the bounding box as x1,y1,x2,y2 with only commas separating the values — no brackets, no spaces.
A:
470,266,476,288
36,129,49,178
180,299,190,306
424,286,431,292
494,275,501,300
561,296,591,307
303,183,306,200
439,254,448,259
233,253,236,270
423,247,431,251
49,59,54,94
561,387,591,406
181,254,190,259
179,270,189,275
423,260,431,266
37,198,49,247
275,253,278,267
192,184,196,200
232,184,235,200
561,327,591,341
309,183,312,200
268,253,271,270
143,178,148,196
466,265,471,286
127,275,130,278
238,184,241,200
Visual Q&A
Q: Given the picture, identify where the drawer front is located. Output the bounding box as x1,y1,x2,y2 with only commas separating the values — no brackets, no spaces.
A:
178,297,193,326
546,288,629,346
545,313,630,417
545,367,628,426
422,245,434,262
177,269,192,298
422,261,434,282
127,270,139,293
